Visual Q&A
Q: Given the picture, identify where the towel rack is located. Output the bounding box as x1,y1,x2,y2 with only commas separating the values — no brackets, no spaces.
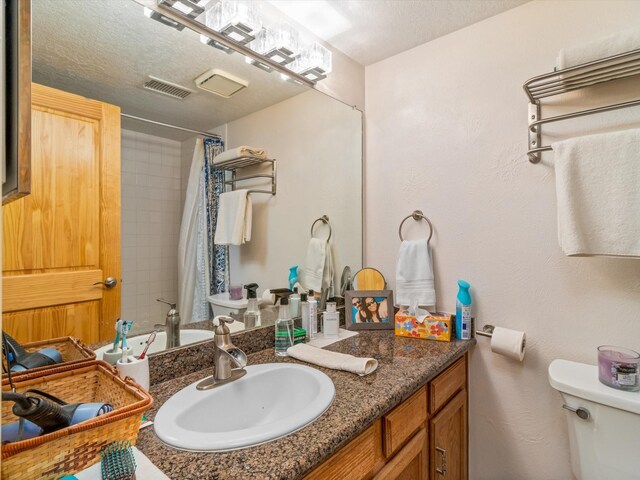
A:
523,48,640,163
398,210,433,243
311,215,332,242
215,156,277,195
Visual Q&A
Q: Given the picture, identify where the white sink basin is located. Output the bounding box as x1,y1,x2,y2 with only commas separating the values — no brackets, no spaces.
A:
154,363,335,451
94,329,214,358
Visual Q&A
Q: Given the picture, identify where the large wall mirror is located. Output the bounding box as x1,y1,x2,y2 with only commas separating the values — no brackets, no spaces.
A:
1,0,362,354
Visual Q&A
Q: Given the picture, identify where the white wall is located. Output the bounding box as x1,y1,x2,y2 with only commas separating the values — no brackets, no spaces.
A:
216,89,363,293
121,130,183,334
364,1,640,478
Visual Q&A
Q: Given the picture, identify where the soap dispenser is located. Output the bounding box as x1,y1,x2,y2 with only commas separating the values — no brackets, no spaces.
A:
274,291,294,356
243,283,261,329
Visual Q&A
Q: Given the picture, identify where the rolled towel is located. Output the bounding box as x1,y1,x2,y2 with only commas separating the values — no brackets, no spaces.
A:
557,27,640,70
287,343,378,376
213,146,268,164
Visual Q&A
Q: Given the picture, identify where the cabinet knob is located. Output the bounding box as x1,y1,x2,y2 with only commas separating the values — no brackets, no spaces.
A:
435,446,447,476
93,277,118,289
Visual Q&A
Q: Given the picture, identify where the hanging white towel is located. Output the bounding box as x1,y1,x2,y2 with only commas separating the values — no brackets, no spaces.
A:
323,243,334,297
214,190,252,245
557,27,640,69
396,239,436,307
213,146,267,164
552,129,640,257
304,237,326,292
287,344,378,376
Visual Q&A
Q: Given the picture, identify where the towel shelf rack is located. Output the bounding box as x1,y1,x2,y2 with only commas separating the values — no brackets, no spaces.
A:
214,156,277,195
523,48,640,164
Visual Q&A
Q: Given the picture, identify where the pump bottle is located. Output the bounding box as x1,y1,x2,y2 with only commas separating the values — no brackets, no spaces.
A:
243,283,261,329
274,293,294,356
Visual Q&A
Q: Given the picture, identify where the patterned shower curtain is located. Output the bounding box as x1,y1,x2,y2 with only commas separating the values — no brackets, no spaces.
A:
203,137,229,296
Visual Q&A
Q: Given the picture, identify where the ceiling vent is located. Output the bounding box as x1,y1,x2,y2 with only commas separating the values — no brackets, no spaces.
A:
194,69,248,98
143,76,194,100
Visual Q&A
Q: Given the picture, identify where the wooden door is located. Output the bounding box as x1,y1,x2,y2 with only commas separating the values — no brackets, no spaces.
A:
373,428,428,480
2,83,121,344
429,390,468,480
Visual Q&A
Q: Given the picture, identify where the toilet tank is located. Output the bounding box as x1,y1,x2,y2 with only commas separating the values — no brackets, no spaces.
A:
549,359,640,480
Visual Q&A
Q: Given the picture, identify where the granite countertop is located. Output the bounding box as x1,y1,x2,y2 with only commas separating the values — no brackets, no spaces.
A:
136,331,475,480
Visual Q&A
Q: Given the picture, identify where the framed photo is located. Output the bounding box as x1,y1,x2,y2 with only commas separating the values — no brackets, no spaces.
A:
345,290,394,330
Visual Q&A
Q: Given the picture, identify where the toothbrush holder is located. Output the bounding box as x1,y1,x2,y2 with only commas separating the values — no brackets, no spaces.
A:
116,355,150,391
102,346,133,366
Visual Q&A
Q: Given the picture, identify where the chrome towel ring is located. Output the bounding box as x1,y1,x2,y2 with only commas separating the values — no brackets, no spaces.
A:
398,210,433,243
311,215,332,242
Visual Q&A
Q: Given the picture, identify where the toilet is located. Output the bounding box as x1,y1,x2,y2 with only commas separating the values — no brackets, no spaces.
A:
548,359,640,480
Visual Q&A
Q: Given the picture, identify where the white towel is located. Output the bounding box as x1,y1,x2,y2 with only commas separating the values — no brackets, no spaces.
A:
396,239,436,307
214,190,252,245
304,238,325,292
552,129,640,257
287,343,378,376
557,27,640,69
213,146,268,164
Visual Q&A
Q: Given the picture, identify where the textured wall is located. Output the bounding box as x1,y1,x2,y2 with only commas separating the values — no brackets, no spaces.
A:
364,1,640,479
121,130,183,334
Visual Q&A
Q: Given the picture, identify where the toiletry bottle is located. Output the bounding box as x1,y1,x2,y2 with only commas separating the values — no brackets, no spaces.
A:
288,266,299,290
243,283,261,329
275,293,294,356
290,287,301,318
308,289,318,339
300,293,309,341
456,280,472,340
323,302,340,338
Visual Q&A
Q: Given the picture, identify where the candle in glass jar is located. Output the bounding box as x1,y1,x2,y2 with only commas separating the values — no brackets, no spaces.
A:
598,345,640,392
229,284,243,301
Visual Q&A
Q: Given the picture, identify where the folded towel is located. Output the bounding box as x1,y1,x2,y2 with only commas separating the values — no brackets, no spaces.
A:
304,237,326,292
396,239,436,307
214,190,252,245
557,27,640,69
213,146,268,164
552,129,640,257
287,343,378,376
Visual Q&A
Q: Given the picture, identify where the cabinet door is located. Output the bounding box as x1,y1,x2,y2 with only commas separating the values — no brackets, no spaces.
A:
429,390,467,480
373,428,428,480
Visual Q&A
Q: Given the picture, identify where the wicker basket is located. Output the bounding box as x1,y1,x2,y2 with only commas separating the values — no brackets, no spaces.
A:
1,360,152,480
2,336,96,380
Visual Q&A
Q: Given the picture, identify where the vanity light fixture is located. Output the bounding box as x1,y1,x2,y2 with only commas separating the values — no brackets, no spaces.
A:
144,0,210,29
204,0,262,45
143,7,185,31
250,22,301,66
290,42,332,82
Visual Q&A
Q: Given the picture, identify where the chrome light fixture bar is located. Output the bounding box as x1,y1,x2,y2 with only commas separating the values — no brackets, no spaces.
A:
136,0,315,87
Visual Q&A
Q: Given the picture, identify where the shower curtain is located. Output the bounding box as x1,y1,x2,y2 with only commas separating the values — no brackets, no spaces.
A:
178,137,228,323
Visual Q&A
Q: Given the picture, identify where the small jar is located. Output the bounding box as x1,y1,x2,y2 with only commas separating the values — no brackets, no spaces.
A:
228,284,243,301
597,345,640,392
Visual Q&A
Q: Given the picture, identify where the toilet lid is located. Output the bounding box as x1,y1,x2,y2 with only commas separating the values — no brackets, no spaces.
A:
548,359,640,415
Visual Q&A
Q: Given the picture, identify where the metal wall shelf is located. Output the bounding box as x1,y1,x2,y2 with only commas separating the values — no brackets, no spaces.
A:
523,48,640,163
214,156,277,196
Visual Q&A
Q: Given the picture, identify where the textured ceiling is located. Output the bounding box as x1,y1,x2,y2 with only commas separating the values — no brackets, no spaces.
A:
32,0,306,140
268,0,530,66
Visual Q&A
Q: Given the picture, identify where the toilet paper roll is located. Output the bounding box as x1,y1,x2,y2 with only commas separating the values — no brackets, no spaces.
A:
490,327,526,361
116,355,150,391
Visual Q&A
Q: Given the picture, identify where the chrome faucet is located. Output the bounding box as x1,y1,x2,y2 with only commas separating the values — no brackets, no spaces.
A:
197,316,247,391
155,298,181,350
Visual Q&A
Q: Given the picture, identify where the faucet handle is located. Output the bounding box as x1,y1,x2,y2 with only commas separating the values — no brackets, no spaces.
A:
213,315,234,327
157,298,176,309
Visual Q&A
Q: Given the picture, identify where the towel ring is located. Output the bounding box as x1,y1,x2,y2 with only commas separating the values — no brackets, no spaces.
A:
311,215,332,242
398,210,433,243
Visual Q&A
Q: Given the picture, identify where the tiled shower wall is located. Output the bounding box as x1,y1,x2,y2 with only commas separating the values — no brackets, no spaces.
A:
121,129,183,334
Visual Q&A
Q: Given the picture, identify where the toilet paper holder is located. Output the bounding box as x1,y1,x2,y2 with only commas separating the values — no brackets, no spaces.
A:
475,324,495,338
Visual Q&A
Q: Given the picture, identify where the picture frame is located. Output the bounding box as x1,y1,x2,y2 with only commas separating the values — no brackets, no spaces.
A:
345,290,394,330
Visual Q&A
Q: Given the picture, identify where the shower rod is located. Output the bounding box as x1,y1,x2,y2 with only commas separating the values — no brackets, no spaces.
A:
121,113,221,139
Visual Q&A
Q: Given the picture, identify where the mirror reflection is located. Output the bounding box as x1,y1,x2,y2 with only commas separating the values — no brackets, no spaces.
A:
1,0,362,357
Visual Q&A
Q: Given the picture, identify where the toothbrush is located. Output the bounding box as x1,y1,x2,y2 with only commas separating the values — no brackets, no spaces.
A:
120,321,133,363
110,319,122,353
137,331,157,360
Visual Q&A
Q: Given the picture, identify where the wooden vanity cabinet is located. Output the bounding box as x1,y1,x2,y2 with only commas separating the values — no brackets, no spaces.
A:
305,354,468,480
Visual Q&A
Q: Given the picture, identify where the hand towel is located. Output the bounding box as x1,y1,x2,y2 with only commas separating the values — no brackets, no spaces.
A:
213,146,268,164
396,239,436,307
213,190,252,245
322,243,334,297
552,129,640,257
287,343,378,376
557,27,640,69
304,237,326,292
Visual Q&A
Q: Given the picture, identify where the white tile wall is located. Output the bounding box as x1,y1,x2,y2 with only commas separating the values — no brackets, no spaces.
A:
121,130,183,334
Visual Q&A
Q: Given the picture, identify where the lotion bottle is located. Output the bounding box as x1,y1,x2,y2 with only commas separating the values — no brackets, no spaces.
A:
308,290,318,339
323,302,339,338
300,293,310,341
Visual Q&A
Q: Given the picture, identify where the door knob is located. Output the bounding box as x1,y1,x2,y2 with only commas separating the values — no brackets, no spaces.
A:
93,277,118,289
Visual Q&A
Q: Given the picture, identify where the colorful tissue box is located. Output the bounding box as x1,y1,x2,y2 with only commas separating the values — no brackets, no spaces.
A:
395,312,453,342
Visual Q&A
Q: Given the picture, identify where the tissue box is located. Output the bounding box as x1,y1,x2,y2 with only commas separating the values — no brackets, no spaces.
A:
395,312,453,342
